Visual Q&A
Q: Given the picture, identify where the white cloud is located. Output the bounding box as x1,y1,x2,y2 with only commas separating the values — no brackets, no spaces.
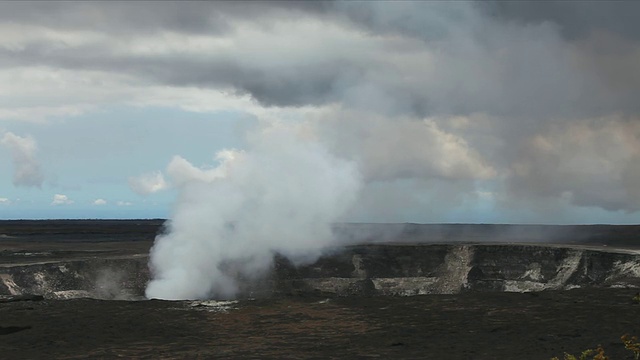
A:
0,197,10,205
317,111,496,182
128,150,243,196
128,171,169,195
0,132,44,187
93,198,107,205
117,201,132,206
166,150,241,187
51,194,73,205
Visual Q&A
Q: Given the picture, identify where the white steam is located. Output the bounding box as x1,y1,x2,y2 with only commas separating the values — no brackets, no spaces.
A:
146,124,361,300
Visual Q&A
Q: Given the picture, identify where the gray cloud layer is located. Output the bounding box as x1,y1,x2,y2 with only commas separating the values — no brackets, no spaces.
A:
3,1,636,117
3,1,640,219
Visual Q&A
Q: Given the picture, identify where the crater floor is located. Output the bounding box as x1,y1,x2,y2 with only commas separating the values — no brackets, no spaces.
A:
2,220,640,359
2,288,640,359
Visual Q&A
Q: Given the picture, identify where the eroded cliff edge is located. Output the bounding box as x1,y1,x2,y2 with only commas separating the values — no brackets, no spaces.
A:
280,244,640,296
2,243,640,299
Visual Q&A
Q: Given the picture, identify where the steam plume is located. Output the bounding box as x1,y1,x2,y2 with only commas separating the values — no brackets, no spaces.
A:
146,123,361,300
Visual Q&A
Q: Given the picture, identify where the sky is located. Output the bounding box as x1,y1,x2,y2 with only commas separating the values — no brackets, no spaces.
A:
1,1,640,224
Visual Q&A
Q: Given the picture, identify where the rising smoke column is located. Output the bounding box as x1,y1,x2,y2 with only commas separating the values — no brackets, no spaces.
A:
146,124,361,300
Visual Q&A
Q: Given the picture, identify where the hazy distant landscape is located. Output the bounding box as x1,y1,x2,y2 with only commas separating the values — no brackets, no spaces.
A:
5,219,640,247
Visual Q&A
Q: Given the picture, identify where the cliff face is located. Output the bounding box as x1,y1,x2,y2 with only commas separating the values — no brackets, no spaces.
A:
2,243,639,299
0,257,149,299
273,244,640,297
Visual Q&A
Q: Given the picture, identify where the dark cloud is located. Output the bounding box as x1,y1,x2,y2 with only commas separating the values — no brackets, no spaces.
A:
0,1,329,35
3,1,639,118
480,1,640,41
0,42,355,108
504,119,640,212
0,2,228,34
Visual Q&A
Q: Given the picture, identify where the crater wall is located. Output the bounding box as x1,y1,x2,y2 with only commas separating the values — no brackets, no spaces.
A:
271,244,640,297
2,243,640,299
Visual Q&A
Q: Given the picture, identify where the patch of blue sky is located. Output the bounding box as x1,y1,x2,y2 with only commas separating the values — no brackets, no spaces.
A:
0,105,251,219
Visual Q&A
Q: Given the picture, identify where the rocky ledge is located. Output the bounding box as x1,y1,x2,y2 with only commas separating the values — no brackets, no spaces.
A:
274,244,640,297
2,243,640,299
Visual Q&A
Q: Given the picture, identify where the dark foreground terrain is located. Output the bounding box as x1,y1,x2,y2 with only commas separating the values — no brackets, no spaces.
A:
2,220,640,359
2,289,640,359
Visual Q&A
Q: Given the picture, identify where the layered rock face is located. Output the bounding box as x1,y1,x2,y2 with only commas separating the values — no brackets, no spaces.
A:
272,244,640,297
2,243,640,299
0,257,149,300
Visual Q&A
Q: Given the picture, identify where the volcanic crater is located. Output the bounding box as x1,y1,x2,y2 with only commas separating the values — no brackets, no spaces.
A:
2,220,640,359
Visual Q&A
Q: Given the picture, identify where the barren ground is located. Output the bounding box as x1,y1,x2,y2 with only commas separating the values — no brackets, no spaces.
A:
2,289,640,359
2,220,640,359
